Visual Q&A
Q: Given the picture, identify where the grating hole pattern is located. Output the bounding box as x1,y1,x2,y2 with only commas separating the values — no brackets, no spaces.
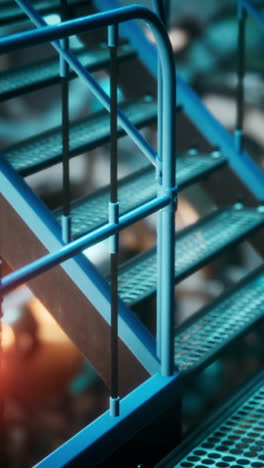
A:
0,45,133,98
117,207,264,305
174,268,264,373
55,153,225,238
174,383,264,467
5,97,156,175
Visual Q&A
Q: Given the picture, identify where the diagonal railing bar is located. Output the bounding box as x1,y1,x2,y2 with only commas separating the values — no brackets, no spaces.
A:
95,0,264,201
13,0,158,167
0,195,170,296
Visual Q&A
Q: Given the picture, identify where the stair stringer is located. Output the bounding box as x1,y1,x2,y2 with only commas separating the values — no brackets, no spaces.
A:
0,156,160,395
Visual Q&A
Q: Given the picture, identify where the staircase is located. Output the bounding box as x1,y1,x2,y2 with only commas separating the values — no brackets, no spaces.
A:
0,0,263,467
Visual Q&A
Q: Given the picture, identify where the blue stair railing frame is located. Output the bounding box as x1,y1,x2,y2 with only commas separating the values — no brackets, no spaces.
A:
94,0,264,201
0,5,181,466
0,0,175,375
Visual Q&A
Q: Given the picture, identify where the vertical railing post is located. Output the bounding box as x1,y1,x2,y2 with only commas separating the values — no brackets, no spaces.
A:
153,0,176,372
154,0,167,360
235,0,247,154
159,32,176,377
60,0,71,243
108,23,120,417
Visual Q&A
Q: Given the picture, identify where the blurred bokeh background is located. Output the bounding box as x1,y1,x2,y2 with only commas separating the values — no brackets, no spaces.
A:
0,1,264,466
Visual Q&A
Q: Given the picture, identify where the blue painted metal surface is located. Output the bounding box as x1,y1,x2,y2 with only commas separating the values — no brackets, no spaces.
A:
94,0,264,200
108,22,120,413
33,372,181,467
0,194,171,295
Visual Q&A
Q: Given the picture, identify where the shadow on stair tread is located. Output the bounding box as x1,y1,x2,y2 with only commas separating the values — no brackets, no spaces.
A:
54,150,227,239
0,0,87,26
3,95,157,176
0,42,136,101
117,205,264,306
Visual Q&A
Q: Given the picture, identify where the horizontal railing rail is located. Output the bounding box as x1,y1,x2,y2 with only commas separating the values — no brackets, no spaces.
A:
0,194,170,296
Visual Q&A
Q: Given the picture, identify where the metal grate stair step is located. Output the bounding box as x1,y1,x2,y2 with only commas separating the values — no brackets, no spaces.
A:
3,96,157,176
174,265,264,376
0,43,135,101
157,369,264,468
54,151,226,239
117,205,264,306
0,0,85,26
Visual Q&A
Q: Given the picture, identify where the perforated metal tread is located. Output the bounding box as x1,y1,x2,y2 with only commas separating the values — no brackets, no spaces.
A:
156,369,264,468
54,151,226,239
4,96,156,177
117,206,264,306
0,43,135,101
174,265,264,376
0,0,85,26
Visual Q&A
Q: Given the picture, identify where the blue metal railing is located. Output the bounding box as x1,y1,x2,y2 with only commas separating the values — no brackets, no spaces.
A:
1,0,177,374
0,4,179,464
13,0,158,166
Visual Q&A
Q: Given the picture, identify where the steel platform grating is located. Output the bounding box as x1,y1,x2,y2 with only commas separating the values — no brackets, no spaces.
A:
174,265,264,375
0,0,85,26
54,151,226,239
158,371,264,468
0,43,135,101
117,206,264,306
4,96,157,176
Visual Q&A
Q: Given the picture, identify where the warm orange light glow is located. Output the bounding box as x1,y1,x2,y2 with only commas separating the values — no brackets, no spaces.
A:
176,197,200,230
29,297,73,343
0,294,82,403
1,323,15,352
145,27,190,52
